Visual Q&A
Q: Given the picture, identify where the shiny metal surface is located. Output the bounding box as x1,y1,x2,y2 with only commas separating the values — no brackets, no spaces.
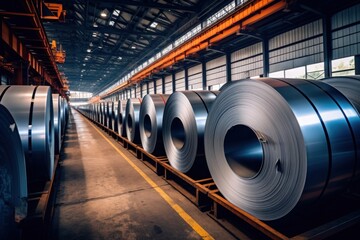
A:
126,98,142,143
163,91,217,173
204,78,360,220
103,102,109,128
139,94,169,155
315,78,360,181
52,94,62,154
0,104,28,228
117,100,127,137
112,101,119,133
0,86,54,181
279,78,357,197
323,76,360,114
106,101,113,130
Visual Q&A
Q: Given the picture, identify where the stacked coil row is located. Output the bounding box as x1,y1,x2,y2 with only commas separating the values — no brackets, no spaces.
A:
78,77,360,221
0,86,68,237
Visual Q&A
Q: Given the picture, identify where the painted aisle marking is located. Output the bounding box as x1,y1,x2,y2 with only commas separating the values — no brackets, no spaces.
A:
86,117,214,240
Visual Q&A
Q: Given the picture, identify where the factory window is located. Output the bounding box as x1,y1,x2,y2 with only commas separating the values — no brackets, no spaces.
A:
174,24,201,47
206,1,235,27
332,56,355,76
209,83,225,91
285,66,306,79
269,70,285,78
306,62,324,80
189,84,203,90
162,44,173,55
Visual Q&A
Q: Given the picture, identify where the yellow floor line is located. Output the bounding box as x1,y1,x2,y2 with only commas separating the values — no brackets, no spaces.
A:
85,117,214,240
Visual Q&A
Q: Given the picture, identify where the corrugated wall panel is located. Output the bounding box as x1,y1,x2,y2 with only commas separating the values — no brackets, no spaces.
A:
231,43,263,80
156,78,162,94
269,20,323,72
231,42,262,62
175,71,185,91
142,84,147,97
332,4,360,59
188,64,202,90
136,85,141,98
148,81,155,94
206,56,226,87
164,75,172,94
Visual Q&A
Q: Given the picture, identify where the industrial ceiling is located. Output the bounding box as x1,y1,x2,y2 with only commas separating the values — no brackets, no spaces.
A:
43,0,233,94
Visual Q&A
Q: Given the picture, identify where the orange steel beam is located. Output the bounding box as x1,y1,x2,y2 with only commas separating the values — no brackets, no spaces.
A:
0,12,35,17
101,0,286,98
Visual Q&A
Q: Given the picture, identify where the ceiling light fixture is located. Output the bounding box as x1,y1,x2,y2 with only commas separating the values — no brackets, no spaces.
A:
131,45,136,49
100,9,109,18
87,49,91,52
93,22,98,28
150,21,158,28
112,9,120,16
109,20,115,26
118,56,122,60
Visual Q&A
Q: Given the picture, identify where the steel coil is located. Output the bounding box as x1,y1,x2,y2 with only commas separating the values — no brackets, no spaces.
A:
106,101,112,130
139,94,169,155
163,91,218,175
112,101,118,133
204,78,360,220
96,102,101,123
117,100,127,137
104,102,109,128
126,98,142,143
60,97,68,136
52,94,62,154
0,86,55,181
0,104,28,238
99,101,105,125
323,76,360,114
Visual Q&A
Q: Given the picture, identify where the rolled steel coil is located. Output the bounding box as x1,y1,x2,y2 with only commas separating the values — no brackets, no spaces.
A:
139,94,169,155
323,76,360,114
106,101,113,130
99,101,105,125
111,101,118,132
0,104,28,238
96,102,101,123
163,91,218,175
52,94,62,155
117,100,127,137
126,98,142,143
103,102,109,128
0,86,55,181
204,78,360,220
60,97,68,136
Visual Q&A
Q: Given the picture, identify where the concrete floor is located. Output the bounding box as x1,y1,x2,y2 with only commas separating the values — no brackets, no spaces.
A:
51,109,236,240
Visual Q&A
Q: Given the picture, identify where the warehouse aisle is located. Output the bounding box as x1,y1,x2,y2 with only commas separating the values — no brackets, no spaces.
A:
51,109,236,240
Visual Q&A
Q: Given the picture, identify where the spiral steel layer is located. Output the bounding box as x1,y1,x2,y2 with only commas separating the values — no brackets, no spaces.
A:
0,104,28,238
163,91,218,174
323,76,360,114
204,78,360,220
52,94,62,154
126,98,142,143
0,86,54,181
112,101,118,133
117,100,127,137
139,94,169,155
